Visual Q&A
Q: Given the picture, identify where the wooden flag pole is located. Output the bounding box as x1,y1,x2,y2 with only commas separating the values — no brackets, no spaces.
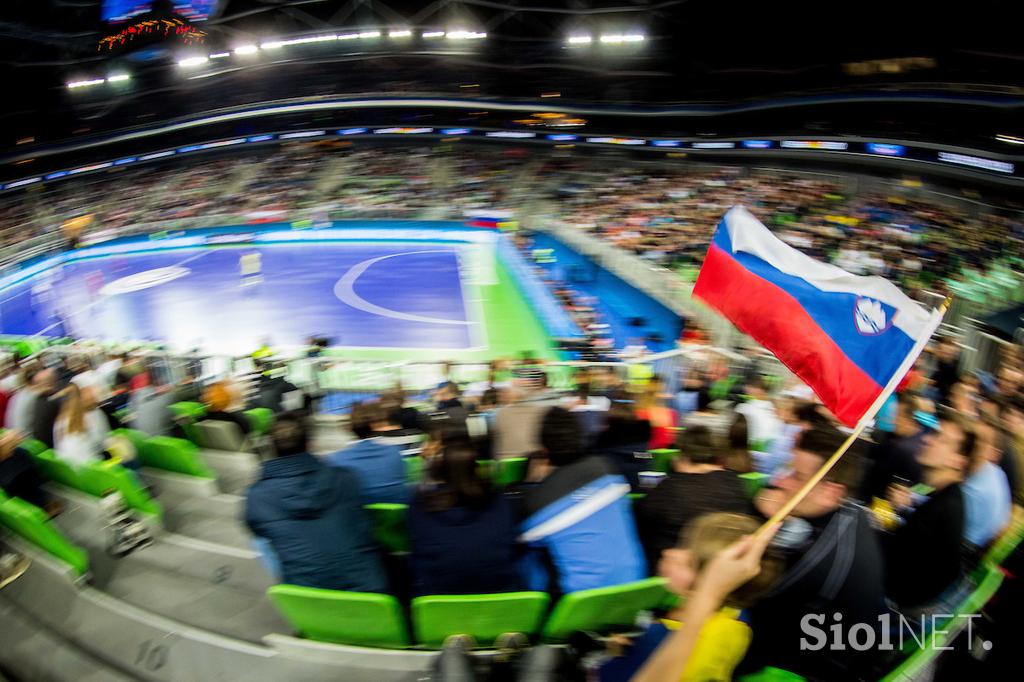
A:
757,296,952,535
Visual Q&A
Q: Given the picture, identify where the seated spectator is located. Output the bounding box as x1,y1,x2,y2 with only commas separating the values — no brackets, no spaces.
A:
326,402,409,505
31,368,63,448
634,377,678,450
493,366,562,458
742,428,886,680
376,390,427,449
130,372,177,437
881,414,969,614
245,415,387,592
0,430,48,509
635,426,751,568
518,407,646,594
861,392,926,501
593,394,652,491
53,384,109,467
408,443,522,596
680,388,731,437
380,388,423,432
254,362,304,414
726,413,754,474
734,376,781,447
202,382,252,436
431,381,469,424
754,400,826,477
962,417,1012,549
598,513,783,682
4,365,40,434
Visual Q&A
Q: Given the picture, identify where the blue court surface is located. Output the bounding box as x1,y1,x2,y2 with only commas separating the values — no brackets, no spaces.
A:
0,244,482,355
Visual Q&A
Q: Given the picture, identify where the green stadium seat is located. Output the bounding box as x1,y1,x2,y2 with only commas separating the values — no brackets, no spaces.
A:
17,438,49,458
0,495,89,576
494,457,529,487
404,455,424,484
29,448,161,518
244,408,274,436
628,493,646,501
169,401,206,444
740,472,771,499
542,577,670,642
739,668,807,682
132,434,216,478
650,449,679,473
364,503,409,553
412,592,551,648
972,512,1024,581
267,585,410,648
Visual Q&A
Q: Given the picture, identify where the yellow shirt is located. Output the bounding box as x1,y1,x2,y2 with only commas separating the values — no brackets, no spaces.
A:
662,607,752,682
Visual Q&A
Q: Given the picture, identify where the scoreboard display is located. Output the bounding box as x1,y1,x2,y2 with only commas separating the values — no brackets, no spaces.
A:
102,1,218,23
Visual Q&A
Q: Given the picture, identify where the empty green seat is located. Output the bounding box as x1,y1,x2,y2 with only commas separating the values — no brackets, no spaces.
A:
494,457,529,486
542,577,670,642
740,472,771,499
135,435,215,478
650,449,679,473
267,585,409,648
17,438,49,458
365,503,409,553
0,495,89,576
739,667,807,682
412,592,550,648
244,408,274,436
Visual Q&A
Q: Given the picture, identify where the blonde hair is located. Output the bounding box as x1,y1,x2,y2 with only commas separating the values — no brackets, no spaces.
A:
679,513,783,608
58,383,86,435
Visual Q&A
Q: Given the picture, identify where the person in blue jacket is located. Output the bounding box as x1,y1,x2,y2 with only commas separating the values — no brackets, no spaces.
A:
517,407,647,595
245,414,388,592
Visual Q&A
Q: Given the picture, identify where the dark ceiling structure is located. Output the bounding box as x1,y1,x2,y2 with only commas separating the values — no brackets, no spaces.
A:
1,1,1022,155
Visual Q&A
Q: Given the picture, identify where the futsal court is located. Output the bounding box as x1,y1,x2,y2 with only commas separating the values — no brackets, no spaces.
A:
0,241,552,360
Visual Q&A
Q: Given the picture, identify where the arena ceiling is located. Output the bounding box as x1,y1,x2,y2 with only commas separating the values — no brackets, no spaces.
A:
1,1,1022,153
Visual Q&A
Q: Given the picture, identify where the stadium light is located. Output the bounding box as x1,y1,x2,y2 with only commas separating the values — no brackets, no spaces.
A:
599,33,645,44
261,34,338,49
178,56,209,68
388,29,412,38
67,78,106,89
359,31,381,39
567,35,593,45
996,134,1024,145
234,45,259,55
209,52,231,59
422,30,445,38
337,32,359,40
446,30,486,40
106,73,130,83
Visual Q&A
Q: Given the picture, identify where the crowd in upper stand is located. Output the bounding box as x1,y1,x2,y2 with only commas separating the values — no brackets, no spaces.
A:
3,330,1012,679
2,143,1022,311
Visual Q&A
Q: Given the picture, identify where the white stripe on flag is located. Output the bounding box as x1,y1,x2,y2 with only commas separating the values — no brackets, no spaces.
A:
724,206,933,339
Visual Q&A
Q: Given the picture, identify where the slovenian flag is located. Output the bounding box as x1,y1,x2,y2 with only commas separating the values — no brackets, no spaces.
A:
693,206,944,427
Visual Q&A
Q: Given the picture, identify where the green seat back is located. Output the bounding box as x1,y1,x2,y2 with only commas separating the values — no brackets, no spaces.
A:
974,515,1024,580
267,585,409,648
364,503,409,553
170,401,207,421
739,668,807,682
29,448,162,518
0,496,89,576
740,472,771,499
18,439,49,458
412,592,550,648
542,577,670,642
137,435,215,478
108,428,150,456
628,493,646,501
495,457,529,487
650,449,679,474
244,408,274,436
404,455,424,484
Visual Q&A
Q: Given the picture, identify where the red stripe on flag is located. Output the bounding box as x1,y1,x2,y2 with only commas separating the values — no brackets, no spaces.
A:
694,243,881,426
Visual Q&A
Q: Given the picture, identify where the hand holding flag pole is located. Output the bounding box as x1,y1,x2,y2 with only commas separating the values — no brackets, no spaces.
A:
690,206,951,533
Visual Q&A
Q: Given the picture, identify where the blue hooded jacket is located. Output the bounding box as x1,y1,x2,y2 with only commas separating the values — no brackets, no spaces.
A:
245,452,387,592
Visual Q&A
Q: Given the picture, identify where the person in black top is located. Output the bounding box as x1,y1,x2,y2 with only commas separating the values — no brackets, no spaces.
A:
861,392,926,501
407,443,522,596
592,393,651,491
30,368,61,448
931,337,961,407
634,425,751,568
742,427,886,681
882,415,971,613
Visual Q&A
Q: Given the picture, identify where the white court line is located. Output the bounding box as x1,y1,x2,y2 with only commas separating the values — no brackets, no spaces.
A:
30,249,213,338
455,248,489,350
